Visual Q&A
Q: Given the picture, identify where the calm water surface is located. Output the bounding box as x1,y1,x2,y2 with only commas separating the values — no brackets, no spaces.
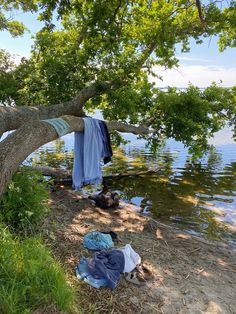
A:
29,131,236,246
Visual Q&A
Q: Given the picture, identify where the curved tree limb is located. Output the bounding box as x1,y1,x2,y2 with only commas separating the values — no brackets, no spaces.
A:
0,115,149,198
0,81,114,136
0,39,158,138
0,37,159,139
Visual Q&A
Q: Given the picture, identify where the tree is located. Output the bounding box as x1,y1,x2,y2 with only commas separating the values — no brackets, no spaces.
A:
0,0,235,198
0,49,18,106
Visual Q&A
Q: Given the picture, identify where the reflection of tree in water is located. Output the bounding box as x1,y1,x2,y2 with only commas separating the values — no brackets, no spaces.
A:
30,139,74,169
107,149,236,244
29,139,236,244
103,146,150,175
103,146,174,176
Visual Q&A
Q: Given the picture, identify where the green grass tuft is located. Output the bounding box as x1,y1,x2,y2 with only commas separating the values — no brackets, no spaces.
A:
0,224,75,314
0,168,50,232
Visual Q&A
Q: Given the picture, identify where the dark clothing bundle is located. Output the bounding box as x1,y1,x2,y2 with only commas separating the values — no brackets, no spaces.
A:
87,250,125,289
98,120,113,164
75,250,125,289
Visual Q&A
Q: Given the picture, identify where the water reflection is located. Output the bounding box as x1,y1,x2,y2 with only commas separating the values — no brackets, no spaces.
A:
30,136,236,246
29,138,74,169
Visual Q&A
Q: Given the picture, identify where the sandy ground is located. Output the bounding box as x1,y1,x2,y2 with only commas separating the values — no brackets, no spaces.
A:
41,188,236,314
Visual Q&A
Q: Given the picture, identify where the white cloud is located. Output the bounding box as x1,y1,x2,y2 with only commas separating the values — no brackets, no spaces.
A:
150,64,236,88
209,128,235,145
12,53,30,65
177,56,211,62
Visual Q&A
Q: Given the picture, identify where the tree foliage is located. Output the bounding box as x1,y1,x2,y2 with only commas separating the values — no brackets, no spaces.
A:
0,49,18,106
0,1,37,36
0,0,236,155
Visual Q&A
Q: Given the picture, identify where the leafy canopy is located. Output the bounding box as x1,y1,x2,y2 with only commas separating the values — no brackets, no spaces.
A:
0,0,236,155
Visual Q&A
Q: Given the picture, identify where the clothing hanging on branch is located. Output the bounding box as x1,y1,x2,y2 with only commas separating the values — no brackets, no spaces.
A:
72,117,112,190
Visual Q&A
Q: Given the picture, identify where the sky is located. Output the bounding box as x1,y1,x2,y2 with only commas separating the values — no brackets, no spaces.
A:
150,35,236,88
1,10,236,88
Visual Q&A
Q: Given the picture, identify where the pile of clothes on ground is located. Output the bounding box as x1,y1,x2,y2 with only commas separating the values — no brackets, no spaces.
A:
75,231,153,289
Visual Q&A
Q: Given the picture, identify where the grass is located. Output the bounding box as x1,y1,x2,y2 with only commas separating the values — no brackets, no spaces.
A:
0,169,102,313
0,224,75,314
0,169,78,313
0,168,50,232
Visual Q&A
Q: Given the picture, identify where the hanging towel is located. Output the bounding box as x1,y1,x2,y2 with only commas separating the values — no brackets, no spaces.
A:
72,118,104,190
97,120,113,164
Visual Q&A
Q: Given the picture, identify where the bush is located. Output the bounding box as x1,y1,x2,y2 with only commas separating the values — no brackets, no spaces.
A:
0,168,50,231
0,224,75,314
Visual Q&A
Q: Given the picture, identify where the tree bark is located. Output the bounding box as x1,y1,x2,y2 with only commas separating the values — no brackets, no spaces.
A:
29,165,163,186
0,115,149,198
0,81,114,136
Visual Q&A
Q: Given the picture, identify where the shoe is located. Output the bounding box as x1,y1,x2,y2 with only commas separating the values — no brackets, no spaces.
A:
125,271,146,286
125,263,153,286
136,264,153,281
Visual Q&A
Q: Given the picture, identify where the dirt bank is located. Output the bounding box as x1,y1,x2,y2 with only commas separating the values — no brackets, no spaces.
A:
42,188,236,314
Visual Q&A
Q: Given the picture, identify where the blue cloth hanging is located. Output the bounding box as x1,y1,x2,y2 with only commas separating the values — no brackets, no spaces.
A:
97,120,113,164
72,118,104,190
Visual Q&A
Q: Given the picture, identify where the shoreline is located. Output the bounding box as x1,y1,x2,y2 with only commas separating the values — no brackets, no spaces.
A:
41,187,236,314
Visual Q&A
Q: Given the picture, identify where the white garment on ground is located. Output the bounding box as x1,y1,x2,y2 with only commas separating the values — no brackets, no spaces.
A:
119,244,141,273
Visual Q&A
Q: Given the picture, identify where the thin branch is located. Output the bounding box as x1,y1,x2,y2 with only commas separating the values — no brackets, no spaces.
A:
196,0,205,24
29,165,163,184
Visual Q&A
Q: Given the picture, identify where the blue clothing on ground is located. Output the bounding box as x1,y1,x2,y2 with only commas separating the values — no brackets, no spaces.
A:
72,118,104,190
83,231,114,251
75,257,107,289
87,250,125,289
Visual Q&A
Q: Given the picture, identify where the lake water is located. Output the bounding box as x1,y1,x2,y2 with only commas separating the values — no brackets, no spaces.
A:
30,129,236,246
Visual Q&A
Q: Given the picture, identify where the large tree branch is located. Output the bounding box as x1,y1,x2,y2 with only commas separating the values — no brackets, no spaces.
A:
0,81,114,136
0,115,149,198
196,0,205,24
